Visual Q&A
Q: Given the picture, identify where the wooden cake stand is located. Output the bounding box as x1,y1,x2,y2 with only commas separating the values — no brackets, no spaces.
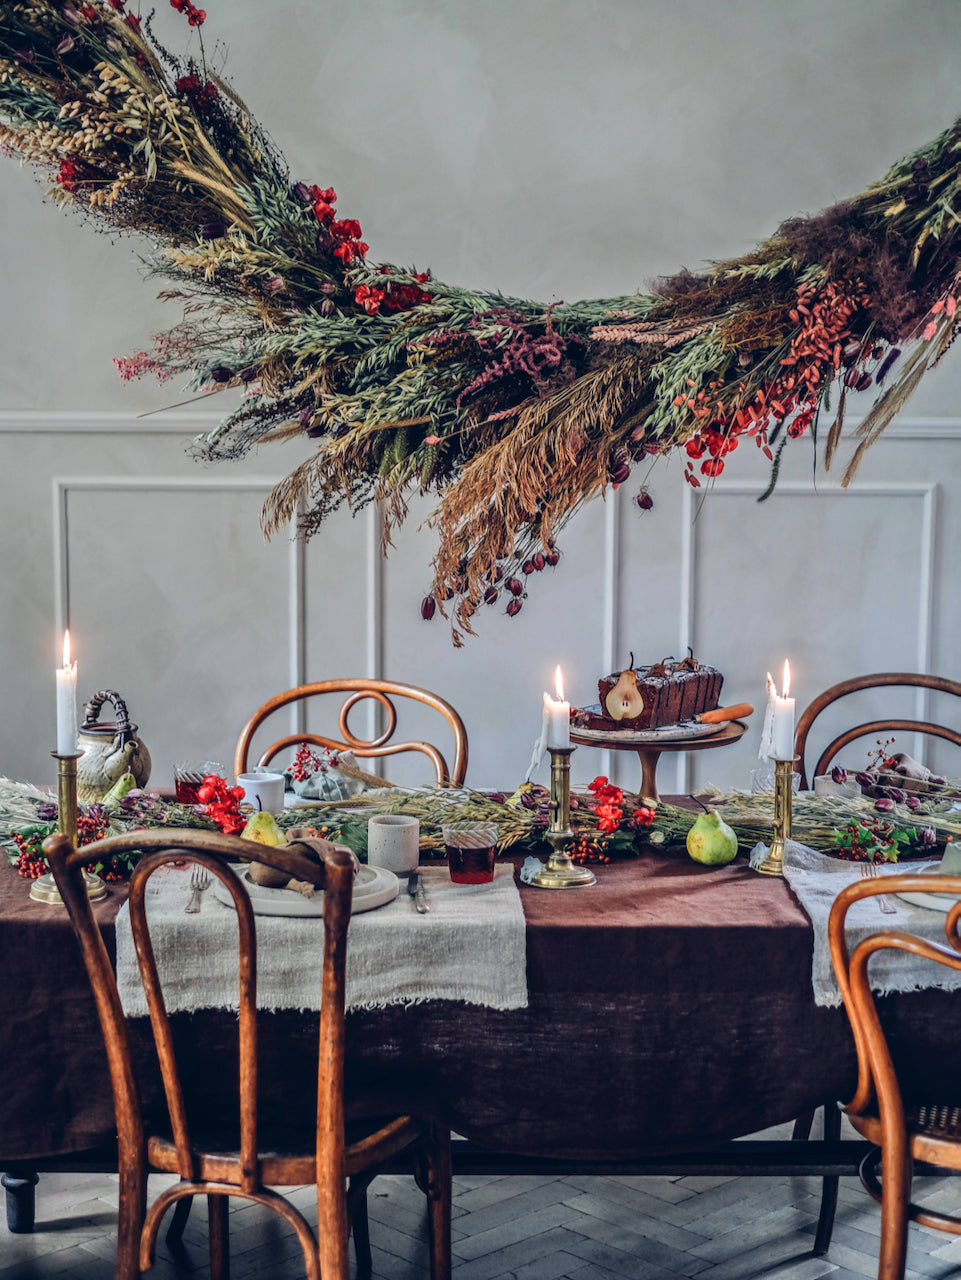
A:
570,719,748,804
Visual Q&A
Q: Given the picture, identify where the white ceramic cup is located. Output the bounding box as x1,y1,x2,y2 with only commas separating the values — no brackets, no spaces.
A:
236,770,286,814
367,814,420,876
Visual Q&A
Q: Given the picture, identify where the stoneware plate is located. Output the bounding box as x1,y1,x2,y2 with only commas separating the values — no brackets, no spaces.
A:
214,862,399,917
571,706,725,744
896,864,961,913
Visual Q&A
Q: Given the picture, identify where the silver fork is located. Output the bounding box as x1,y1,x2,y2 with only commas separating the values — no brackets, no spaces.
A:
860,862,897,914
184,864,211,914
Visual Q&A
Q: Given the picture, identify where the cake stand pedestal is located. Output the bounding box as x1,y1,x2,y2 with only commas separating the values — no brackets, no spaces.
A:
570,720,748,804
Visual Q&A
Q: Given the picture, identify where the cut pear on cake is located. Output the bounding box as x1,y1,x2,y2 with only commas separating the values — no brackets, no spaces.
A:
604,669,645,720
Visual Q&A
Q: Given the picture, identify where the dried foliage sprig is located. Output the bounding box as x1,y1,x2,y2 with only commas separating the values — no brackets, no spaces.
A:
3,3,961,641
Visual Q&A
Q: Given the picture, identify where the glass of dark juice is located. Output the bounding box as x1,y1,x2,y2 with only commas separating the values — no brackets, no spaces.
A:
442,822,498,885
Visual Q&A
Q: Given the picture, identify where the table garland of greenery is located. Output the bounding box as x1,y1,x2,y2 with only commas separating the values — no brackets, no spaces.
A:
2,775,959,882
2,3,960,640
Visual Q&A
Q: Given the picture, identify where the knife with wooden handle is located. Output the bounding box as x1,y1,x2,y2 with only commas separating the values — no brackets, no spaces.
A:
693,703,754,725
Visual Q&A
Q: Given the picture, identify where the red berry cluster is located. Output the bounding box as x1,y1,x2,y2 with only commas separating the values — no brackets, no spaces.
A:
197,774,246,835
570,835,611,865
588,776,624,834
13,811,112,879
682,279,866,488
289,742,340,782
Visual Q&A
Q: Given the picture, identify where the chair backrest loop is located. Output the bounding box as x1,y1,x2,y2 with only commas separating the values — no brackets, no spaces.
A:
234,678,468,786
794,672,961,788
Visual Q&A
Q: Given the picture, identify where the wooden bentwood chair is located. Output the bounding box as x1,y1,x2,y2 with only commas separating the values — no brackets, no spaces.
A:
794,672,961,791
829,872,961,1280
44,828,452,1280
234,678,469,786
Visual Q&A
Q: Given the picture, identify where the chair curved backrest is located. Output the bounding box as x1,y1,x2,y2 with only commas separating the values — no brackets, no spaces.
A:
234,678,469,786
44,828,355,1279
794,672,961,789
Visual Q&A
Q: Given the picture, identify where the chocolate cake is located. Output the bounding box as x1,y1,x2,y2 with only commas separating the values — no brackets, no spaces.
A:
573,656,723,732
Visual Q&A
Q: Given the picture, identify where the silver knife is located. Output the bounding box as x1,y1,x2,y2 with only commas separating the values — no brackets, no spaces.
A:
407,872,429,913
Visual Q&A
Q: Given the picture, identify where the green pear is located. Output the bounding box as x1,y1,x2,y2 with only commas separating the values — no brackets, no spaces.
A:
686,809,738,866
241,810,285,848
101,771,137,810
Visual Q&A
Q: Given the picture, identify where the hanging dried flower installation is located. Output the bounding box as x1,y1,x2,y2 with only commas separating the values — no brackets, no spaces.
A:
2,2,960,641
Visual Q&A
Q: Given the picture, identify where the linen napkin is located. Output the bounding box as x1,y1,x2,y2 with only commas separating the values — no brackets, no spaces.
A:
115,863,528,1016
782,841,961,1007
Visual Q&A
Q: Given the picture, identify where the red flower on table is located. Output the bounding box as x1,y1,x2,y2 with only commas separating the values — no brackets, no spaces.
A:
197,775,246,835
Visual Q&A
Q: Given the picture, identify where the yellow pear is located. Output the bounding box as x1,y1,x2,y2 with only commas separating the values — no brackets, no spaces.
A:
686,809,738,866
605,670,645,720
240,810,285,847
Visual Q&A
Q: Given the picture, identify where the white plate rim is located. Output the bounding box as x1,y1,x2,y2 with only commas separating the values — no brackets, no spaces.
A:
895,864,961,913
213,862,399,916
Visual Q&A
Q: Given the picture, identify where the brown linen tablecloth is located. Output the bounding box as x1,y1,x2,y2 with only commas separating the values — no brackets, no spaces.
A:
1,843,957,1164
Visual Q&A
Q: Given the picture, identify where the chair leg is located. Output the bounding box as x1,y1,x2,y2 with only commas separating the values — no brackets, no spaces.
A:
116,1164,147,1280
350,1183,373,1278
207,1193,230,1280
413,1127,452,1280
812,1102,841,1257
164,1194,192,1246
877,1141,912,1280
791,1109,815,1142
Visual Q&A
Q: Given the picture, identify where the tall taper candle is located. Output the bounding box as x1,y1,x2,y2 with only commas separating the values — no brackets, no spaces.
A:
772,659,795,761
543,665,570,749
56,630,78,755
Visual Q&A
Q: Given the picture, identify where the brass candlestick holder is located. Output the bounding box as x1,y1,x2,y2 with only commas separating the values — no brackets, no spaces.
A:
754,757,797,878
528,746,596,889
29,751,107,905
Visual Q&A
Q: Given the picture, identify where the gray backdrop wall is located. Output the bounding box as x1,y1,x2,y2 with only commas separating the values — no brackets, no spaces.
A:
2,0,960,796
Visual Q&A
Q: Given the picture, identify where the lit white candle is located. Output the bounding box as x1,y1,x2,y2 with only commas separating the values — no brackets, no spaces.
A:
544,665,571,749
771,659,795,760
56,630,78,755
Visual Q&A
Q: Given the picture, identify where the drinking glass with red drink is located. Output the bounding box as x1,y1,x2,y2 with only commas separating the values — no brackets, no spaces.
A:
442,822,499,885
174,760,223,805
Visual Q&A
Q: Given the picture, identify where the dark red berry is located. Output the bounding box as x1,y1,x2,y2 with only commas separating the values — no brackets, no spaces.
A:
531,552,545,571
636,490,654,511
545,550,559,567
507,578,523,596
421,596,436,620
506,599,523,617
522,560,534,575
483,586,498,605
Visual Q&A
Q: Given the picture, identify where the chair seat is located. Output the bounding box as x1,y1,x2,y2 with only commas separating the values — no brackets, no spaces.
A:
147,1113,428,1185
848,1105,961,1170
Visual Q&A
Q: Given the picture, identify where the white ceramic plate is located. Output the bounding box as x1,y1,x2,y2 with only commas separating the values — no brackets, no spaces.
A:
896,864,961,914
571,706,725,744
213,862,399,917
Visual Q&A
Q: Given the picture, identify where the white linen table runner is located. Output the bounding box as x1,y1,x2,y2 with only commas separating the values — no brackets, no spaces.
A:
781,841,961,1007
115,863,527,1016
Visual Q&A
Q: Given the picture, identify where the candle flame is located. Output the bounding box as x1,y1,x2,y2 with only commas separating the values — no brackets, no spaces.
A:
62,629,72,669
554,665,565,701
782,659,791,698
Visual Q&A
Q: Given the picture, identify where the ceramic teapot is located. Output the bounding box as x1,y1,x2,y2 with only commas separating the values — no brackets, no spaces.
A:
76,690,151,803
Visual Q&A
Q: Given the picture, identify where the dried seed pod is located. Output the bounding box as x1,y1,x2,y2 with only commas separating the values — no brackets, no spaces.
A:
531,552,545,571
483,586,498,605
420,596,436,621
522,560,534,575
831,766,848,784
887,786,907,804
506,598,523,617
636,490,654,511
507,578,523,596
874,797,895,813
545,550,560,567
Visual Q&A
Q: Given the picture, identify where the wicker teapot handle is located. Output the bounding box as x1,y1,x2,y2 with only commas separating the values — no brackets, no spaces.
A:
81,690,134,743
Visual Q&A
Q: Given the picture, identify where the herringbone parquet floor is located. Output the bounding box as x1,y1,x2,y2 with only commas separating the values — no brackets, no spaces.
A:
3,1129,961,1280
